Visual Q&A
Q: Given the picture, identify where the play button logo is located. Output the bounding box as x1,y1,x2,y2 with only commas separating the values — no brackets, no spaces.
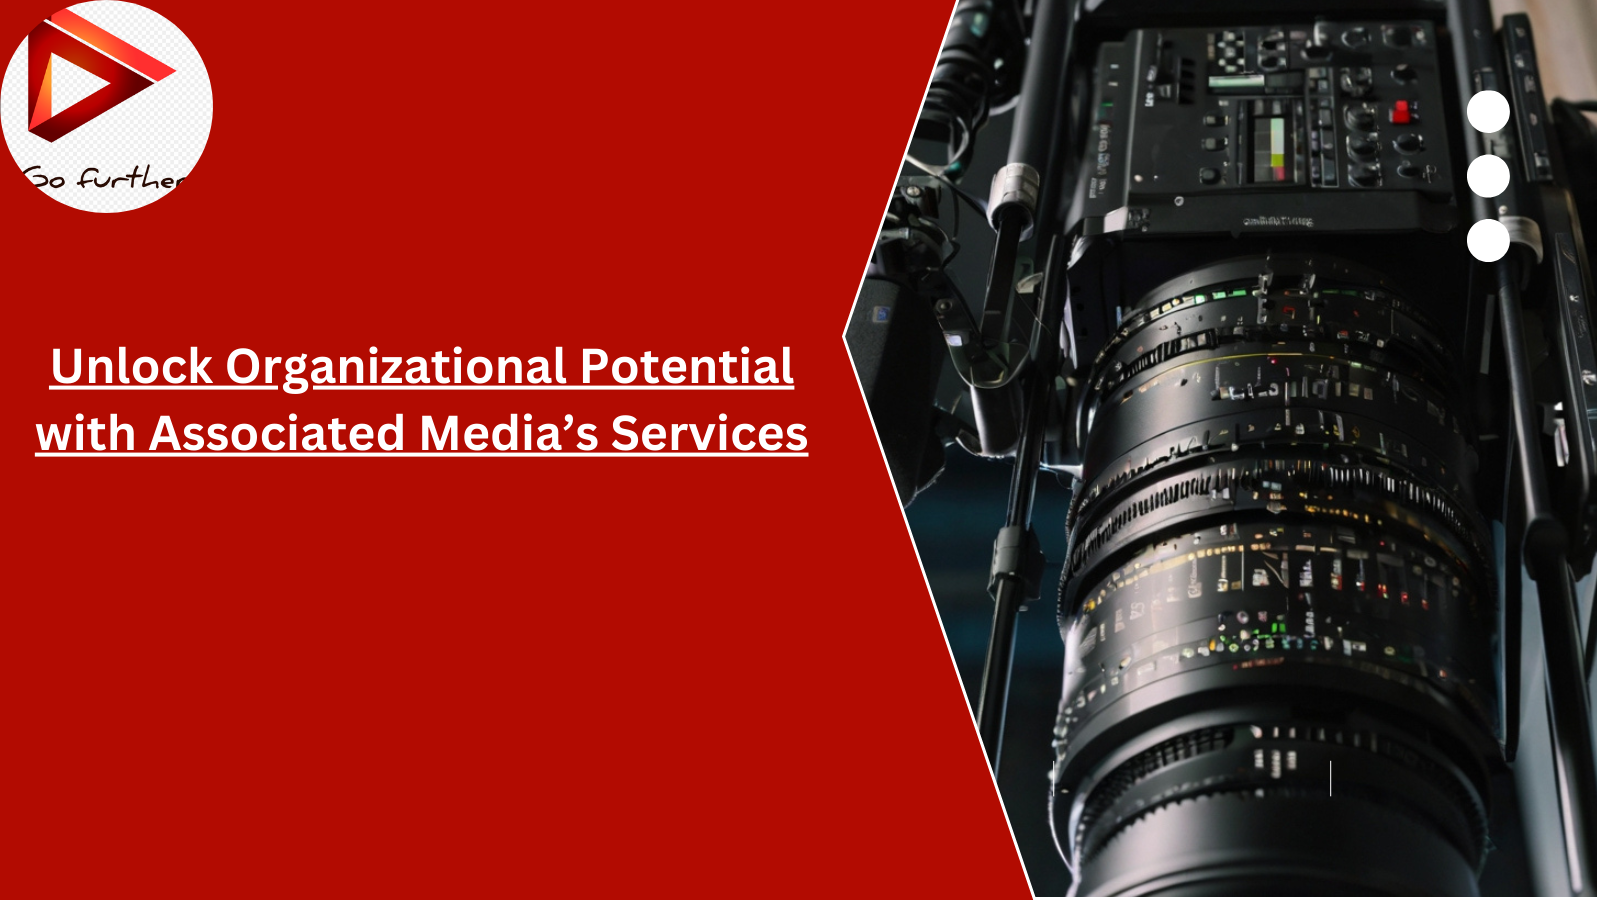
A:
41,54,111,123
2,3,213,212
27,8,175,142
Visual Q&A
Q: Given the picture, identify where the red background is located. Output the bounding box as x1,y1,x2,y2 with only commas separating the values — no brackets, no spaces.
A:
1,0,1031,895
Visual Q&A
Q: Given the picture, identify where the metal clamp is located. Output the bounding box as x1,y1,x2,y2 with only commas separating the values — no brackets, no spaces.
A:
1501,215,1545,266
989,162,1041,239
988,525,1044,601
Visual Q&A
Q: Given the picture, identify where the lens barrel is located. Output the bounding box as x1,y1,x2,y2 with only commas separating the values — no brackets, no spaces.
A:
1053,256,1499,895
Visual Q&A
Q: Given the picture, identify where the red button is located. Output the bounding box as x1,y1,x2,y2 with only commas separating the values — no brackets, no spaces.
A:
1391,100,1411,124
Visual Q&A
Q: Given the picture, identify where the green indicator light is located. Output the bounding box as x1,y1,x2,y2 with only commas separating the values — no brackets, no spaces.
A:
1212,291,1226,299
1230,289,1247,297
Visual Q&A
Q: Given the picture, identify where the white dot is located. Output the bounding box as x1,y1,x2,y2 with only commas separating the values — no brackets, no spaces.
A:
1468,219,1510,262
1467,155,1510,198
1467,91,1510,133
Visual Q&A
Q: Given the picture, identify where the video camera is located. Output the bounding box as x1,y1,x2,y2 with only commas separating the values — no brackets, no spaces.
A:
848,0,1597,893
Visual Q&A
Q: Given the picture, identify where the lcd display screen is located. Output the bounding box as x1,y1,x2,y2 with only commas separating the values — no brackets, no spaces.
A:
1252,116,1288,182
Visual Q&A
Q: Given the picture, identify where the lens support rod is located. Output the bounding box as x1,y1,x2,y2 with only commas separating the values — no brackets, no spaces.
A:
1448,0,1597,891
974,0,1078,775
1497,257,1597,895
978,233,1067,774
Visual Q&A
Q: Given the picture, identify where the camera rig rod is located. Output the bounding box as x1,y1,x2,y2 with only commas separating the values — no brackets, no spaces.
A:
1446,0,1598,889
978,233,1067,773
973,0,1076,774
1497,258,1598,895
980,208,1026,346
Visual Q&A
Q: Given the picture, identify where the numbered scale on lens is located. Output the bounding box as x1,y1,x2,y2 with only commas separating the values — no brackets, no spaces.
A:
1050,257,1499,895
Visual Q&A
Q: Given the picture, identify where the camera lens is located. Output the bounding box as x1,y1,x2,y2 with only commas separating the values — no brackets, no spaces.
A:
1052,255,1499,895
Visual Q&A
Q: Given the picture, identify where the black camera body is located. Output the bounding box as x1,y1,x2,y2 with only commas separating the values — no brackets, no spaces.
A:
852,0,1595,894
1075,22,1458,234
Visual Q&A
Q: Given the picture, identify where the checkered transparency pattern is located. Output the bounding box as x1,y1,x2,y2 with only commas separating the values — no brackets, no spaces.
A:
1,1,212,213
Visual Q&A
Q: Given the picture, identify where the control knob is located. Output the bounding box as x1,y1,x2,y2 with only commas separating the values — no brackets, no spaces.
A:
1393,133,1424,154
1347,133,1380,160
1338,67,1374,97
1347,162,1382,187
1344,104,1377,131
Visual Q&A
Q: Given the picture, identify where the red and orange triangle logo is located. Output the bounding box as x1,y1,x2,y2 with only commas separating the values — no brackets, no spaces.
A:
27,8,175,142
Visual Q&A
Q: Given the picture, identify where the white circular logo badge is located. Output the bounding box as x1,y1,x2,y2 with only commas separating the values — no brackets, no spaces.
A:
2,2,212,213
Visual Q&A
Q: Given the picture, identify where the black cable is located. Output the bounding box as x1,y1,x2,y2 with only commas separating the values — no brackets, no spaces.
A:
903,156,991,220
950,174,959,238
1007,0,1028,48
904,112,974,179
946,180,989,219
